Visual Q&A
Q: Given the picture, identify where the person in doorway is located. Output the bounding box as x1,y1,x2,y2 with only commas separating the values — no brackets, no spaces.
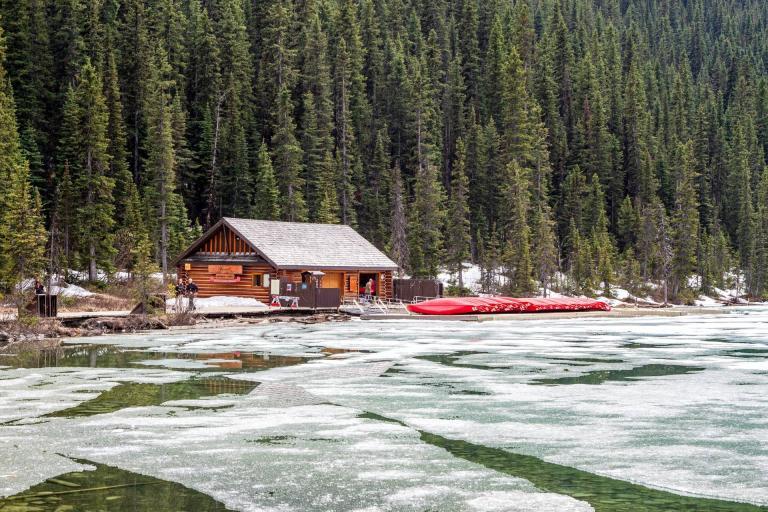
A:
34,279,45,296
186,279,199,311
364,278,374,302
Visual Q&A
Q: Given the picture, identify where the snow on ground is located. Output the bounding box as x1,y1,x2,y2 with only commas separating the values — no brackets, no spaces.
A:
437,265,767,307
166,295,268,310
50,283,94,297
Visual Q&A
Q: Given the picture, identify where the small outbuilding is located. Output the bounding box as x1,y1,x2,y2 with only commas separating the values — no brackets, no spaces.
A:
173,217,399,303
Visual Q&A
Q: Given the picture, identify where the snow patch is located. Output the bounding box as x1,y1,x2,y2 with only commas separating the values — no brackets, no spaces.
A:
167,296,268,309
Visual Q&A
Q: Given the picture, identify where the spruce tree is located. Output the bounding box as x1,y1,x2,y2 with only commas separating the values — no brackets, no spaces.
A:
387,163,409,275
142,44,180,281
315,151,340,224
271,85,306,222
445,138,471,289
586,174,615,294
670,141,700,298
408,163,445,278
0,161,47,311
61,58,115,282
252,140,280,220
531,203,558,296
0,25,23,185
501,161,534,295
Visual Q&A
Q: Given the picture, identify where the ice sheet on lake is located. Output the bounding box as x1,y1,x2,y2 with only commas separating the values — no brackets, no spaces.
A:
0,402,592,511
5,307,768,509
0,367,195,423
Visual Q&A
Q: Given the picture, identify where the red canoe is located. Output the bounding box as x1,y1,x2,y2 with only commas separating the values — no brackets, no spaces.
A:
406,296,610,315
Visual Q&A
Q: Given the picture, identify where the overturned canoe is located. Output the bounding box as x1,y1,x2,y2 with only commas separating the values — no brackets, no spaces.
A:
406,296,611,315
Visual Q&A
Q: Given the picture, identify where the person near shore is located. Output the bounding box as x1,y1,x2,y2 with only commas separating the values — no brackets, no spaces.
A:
186,279,199,311
174,278,186,312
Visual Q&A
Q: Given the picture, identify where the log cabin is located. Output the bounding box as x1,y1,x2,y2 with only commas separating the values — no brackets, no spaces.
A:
173,217,399,303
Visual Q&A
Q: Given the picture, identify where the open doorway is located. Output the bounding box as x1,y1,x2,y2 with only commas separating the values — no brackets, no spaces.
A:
359,273,379,298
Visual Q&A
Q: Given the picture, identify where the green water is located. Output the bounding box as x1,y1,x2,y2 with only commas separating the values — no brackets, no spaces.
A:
358,412,767,512
46,377,258,418
0,345,310,373
0,459,233,512
532,364,704,385
726,348,768,358
545,357,626,364
415,351,505,371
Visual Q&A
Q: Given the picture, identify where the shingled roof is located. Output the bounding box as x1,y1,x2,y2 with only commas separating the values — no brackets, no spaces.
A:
179,217,399,271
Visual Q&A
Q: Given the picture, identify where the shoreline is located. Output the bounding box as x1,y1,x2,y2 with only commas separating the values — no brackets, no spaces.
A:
1,304,762,354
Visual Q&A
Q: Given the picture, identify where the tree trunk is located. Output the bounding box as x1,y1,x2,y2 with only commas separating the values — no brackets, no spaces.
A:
89,242,97,283
206,93,225,228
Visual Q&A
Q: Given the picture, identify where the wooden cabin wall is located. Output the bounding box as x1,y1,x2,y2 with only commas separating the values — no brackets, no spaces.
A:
277,269,393,300
181,263,274,301
381,271,393,300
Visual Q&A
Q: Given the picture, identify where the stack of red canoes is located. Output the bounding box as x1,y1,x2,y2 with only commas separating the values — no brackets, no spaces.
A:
406,296,611,315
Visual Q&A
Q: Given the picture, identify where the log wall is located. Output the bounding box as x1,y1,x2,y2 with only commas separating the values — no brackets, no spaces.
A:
181,262,274,301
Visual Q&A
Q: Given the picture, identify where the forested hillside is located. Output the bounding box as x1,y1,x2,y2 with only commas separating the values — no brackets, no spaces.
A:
1,0,768,301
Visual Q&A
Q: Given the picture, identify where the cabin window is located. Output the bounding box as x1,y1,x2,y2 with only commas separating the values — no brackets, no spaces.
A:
253,273,270,288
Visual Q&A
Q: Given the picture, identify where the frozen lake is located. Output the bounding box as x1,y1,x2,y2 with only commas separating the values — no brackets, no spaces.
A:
1,308,767,511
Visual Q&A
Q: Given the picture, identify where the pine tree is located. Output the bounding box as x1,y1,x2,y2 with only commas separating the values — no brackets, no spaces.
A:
0,161,47,311
566,216,594,295
184,0,221,223
315,150,340,224
104,50,132,226
60,58,115,282
387,163,409,275
670,141,700,298
445,138,471,289
501,161,534,295
408,162,445,278
142,44,179,281
728,121,758,294
332,35,359,227
114,179,146,271
252,140,280,220
0,25,23,185
616,195,638,251
359,128,391,248
0,0,54,200
754,167,768,297
531,203,558,296
271,85,306,222
211,0,253,219
586,174,615,294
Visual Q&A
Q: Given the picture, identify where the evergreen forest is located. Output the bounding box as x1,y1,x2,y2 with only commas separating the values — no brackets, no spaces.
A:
1,0,768,302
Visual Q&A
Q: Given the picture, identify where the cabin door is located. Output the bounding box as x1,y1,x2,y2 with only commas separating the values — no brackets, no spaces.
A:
359,273,379,296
